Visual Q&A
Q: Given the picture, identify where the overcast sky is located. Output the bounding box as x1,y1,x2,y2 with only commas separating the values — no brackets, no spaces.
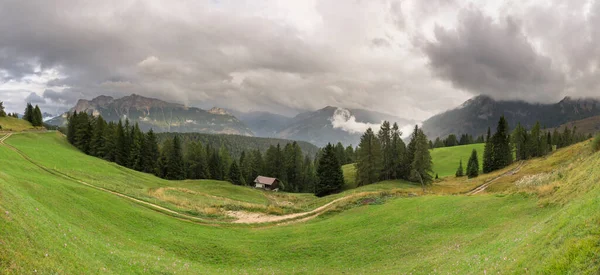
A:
1,0,599,119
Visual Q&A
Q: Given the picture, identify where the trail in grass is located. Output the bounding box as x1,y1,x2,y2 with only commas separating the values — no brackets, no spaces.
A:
0,132,383,225
466,161,525,195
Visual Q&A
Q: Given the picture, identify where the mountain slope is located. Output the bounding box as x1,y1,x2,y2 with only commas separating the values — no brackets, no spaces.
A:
46,94,254,136
277,106,413,146
2,132,600,273
231,111,293,137
422,95,600,139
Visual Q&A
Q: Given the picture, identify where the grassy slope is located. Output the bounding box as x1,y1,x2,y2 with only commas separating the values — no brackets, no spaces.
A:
0,117,34,132
2,134,600,273
430,143,485,177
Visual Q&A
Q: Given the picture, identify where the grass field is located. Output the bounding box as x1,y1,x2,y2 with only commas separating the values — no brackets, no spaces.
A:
2,133,600,273
0,117,35,132
430,143,485,178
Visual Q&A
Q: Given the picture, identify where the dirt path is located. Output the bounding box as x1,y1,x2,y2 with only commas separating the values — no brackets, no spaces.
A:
466,161,525,195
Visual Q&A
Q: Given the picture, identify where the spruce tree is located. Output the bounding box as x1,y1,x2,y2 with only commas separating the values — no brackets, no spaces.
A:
483,127,494,173
356,128,382,186
0,101,6,117
228,161,243,185
391,123,407,179
165,135,185,180
73,112,92,153
32,105,43,127
23,103,33,123
411,129,433,188
344,145,355,164
492,116,512,170
455,159,464,177
115,120,127,166
129,123,145,171
378,121,393,180
89,115,107,157
405,125,419,175
466,149,479,178
334,142,346,165
142,129,160,174
103,122,117,162
67,111,78,145
185,141,210,179
315,143,344,197
250,150,264,183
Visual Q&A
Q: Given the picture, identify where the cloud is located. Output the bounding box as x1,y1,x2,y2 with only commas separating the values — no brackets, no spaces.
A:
330,108,382,134
422,9,565,103
25,92,46,104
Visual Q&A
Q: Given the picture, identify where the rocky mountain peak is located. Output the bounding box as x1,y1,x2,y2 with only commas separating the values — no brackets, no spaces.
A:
208,107,230,115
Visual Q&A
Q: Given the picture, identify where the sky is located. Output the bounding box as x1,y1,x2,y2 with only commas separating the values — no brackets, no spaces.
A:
1,0,599,120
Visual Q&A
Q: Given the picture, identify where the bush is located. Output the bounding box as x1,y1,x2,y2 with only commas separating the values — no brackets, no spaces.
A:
592,134,600,152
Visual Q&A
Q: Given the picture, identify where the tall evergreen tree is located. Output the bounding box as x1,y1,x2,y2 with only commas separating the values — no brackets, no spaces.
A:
165,135,185,180
143,129,159,174
129,123,145,171
284,142,303,192
228,161,243,185
378,121,393,180
239,151,252,185
344,145,355,164
512,123,528,161
483,127,494,173
391,123,407,179
32,105,43,127
315,143,344,197
334,142,346,165
115,120,128,166
0,101,6,117
466,149,479,178
67,111,78,145
411,129,433,189
491,116,512,170
185,141,210,179
355,128,382,186
250,149,264,183
23,103,34,123
405,125,419,175
89,115,107,157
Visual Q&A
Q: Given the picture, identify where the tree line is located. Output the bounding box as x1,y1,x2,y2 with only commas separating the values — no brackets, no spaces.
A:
354,121,433,189
23,103,44,127
431,133,485,149
455,116,592,178
66,112,348,196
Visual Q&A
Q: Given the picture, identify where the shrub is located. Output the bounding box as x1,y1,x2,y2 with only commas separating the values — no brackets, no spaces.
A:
592,134,600,152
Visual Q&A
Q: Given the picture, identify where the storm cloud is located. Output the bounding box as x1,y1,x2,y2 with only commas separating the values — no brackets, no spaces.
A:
0,0,599,118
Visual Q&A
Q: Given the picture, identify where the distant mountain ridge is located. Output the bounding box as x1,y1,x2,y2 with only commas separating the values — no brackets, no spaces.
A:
422,95,600,139
46,94,254,136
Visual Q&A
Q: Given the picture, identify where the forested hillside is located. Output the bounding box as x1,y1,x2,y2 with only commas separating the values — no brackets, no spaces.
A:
156,132,319,159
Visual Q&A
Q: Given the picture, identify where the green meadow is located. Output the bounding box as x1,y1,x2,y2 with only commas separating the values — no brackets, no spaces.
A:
1,133,599,273
430,143,485,177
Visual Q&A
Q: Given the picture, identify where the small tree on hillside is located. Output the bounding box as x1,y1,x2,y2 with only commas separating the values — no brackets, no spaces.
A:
315,143,344,197
467,149,479,178
455,159,464,177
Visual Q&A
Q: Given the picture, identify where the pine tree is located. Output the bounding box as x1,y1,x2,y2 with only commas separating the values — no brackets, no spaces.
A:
142,129,160,174
73,112,92,153
378,121,395,180
315,143,344,197
344,145,355,164
23,103,33,123
228,161,243,185
208,148,223,180
455,159,464,177
165,135,185,180
334,142,346,165
391,123,407,179
32,105,43,127
356,128,382,186
512,123,527,161
411,129,433,188
103,122,117,162
185,141,210,179
284,142,303,192
89,115,107,157
67,111,78,145
466,149,479,178
0,101,6,117
129,123,145,171
250,150,264,183
492,116,512,170
405,125,419,175
301,155,317,193
239,151,251,185
483,127,494,173
115,120,127,166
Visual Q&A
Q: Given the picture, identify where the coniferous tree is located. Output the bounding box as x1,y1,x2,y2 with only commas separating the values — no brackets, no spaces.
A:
334,142,346,165
250,149,264,184
129,123,145,171
284,142,303,192
67,111,78,145
0,101,6,117
89,115,107,157
405,125,419,175
115,120,127,166
32,105,43,127
411,129,433,188
73,112,92,153
483,127,494,173
165,135,185,180
455,159,464,177
23,103,34,123
103,122,117,161
208,147,223,180
301,155,317,193
355,128,382,186
466,149,479,178
491,116,512,170
344,145,355,164
391,123,407,179
185,141,210,179
315,143,344,197
512,123,528,161
228,161,243,185
378,121,393,180
239,151,252,185
142,129,159,174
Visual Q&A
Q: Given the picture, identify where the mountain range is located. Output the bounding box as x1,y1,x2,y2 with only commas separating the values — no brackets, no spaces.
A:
47,94,412,146
421,95,600,139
